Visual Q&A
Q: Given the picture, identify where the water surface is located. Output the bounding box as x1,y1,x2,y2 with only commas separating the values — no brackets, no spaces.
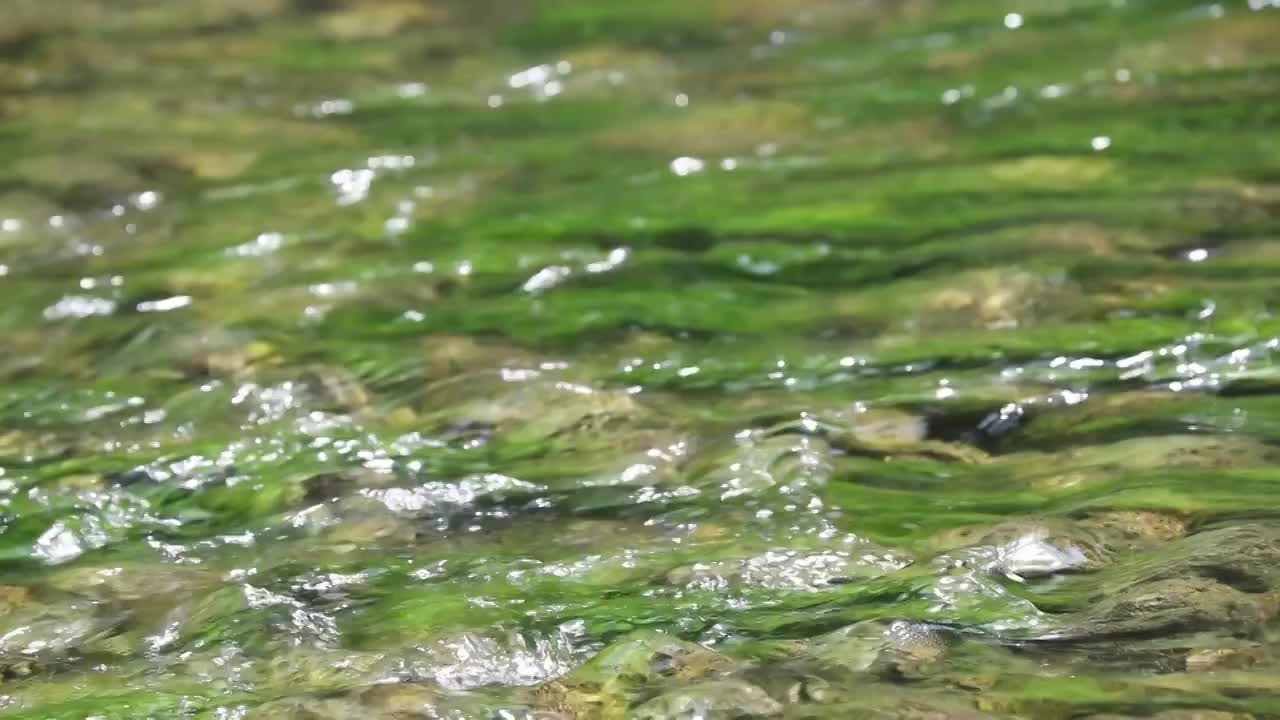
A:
3,1,1280,718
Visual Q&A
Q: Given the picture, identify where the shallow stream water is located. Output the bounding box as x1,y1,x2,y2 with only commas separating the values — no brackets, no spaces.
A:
3,1,1280,718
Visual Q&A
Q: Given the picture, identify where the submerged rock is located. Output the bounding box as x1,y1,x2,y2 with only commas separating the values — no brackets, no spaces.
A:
14,154,143,199
318,0,447,41
929,518,1154,579
821,405,989,464
355,682,450,716
171,328,277,379
300,364,372,413
631,679,783,719
312,506,419,546
243,679,449,718
518,630,736,719
1116,12,1280,72
1028,525,1280,642
805,620,953,678
736,665,844,706
0,429,75,464
419,333,536,381
1054,434,1280,473
244,697,363,720
716,0,935,32
1046,577,1276,641
45,561,219,604
1020,434,1280,497
596,101,809,157
1102,525,1280,594
407,629,580,691
423,375,660,445
1089,713,1256,720
980,532,1091,579
256,647,399,695
1078,511,1190,544
665,547,904,593
696,432,833,500
1183,642,1265,672
0,585,35,616
905,268,1073,332
521,681,621,720
0,597,117,674
578,631,736,685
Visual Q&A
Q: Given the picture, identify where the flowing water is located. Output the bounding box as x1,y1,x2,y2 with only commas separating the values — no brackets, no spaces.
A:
3,1,1280,717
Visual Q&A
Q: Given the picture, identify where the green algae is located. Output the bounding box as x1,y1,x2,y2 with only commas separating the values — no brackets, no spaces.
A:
2,0,1280,717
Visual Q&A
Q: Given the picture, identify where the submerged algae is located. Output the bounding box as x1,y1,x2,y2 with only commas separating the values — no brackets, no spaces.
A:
3,0,1280,717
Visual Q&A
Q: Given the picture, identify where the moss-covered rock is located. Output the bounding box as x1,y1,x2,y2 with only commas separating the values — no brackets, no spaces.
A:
631,679,783,719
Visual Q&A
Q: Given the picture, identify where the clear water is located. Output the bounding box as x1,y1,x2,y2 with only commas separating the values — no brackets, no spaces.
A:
3,1,1280,717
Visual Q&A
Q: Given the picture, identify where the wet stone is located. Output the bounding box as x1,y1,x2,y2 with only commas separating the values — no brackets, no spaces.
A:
0,429,74,463
425,376,660,446
596,101,810,157
1090,707,1259,712
578,631,737,685
740,668,847,706
255,647,398,694
243,697,362,720
176,332,277,379
1019,525,1280,647
1118,525,1280,592
0,585,35,615
318,0,447,41
1044,577,1276,641
822,405,990,464
44,562,219,604
1184,644,1264,672
697,432,834,500
666,542,907,593
420,333,536,380
1079,511,1190,544
300,364,372,413
0,598,115,667
908,268,1073,333
631,679,783,719
1056,435,1280,472
519,631,737,718
929,519,1130,579
321,508,419,546
805,620,954,678
352,681,444,715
